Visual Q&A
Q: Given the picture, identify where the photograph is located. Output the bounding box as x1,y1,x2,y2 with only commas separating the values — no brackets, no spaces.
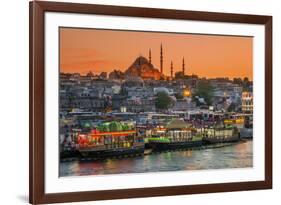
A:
59,27,254,177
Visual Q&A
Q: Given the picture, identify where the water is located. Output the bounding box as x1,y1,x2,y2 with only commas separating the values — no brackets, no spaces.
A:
60,140,253,177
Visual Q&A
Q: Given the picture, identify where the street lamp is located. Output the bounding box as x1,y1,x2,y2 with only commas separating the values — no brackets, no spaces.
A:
183,88,191,97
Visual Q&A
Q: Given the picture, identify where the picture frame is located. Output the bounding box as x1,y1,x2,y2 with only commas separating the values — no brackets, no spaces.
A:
29,1,272,204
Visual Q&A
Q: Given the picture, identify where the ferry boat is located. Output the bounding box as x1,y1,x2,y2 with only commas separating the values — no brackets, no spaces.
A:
146,119,203,151
77,121,144,159
223,113,253,139
202,124,240,144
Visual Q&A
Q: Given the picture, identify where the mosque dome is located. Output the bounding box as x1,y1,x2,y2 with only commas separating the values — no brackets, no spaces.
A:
125,56,162,80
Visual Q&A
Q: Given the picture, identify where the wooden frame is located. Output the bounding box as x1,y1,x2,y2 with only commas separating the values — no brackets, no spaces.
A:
29,1,272,204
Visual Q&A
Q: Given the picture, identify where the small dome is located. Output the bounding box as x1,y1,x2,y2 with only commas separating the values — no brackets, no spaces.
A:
154,87,169,94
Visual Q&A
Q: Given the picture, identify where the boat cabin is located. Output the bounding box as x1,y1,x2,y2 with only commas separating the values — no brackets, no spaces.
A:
78,121,144,150
165,119,195,142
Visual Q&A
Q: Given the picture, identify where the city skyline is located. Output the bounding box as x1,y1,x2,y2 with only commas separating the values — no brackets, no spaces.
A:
60,28,253,80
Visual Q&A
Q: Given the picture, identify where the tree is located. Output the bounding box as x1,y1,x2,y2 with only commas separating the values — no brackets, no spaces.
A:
242,77,252,90
190,74,199,79
233,77,243,85
175,71,184,79
155,92,173,110
243,77,249,83
192,81,214,106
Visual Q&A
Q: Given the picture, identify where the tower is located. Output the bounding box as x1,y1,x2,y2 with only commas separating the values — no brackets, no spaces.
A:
160,44,163,74
170,61,173,79
149,48,152,64
182,57,185,76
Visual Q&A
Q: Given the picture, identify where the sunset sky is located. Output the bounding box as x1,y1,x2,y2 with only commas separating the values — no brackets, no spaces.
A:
60,27,253,80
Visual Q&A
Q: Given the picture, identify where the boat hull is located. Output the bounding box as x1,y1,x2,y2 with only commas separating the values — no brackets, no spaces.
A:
60,150,81,159
148,141,203,152
239,128,253,139
79,145,144,159
202,136,240,144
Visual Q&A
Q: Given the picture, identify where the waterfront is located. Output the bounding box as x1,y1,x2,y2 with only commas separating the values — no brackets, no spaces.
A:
59,29,254,178
60,140,252,177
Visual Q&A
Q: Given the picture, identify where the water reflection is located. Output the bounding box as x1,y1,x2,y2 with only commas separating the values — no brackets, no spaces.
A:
60,140,253,177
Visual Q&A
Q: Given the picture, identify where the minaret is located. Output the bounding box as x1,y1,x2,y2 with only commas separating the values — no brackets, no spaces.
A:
160,44,163,74
170,61,173,79
182,57,185,76
149,49,152,64
138,55,141,66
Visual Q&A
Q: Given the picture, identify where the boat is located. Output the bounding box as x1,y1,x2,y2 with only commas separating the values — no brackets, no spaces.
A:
223,113,253,140
202,123,240,144
146,119,203,151
60,146,80,159
239,128,253,139
77,121,144,159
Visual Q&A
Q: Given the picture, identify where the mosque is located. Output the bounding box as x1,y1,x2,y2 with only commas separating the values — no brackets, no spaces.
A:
124,44,186,81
